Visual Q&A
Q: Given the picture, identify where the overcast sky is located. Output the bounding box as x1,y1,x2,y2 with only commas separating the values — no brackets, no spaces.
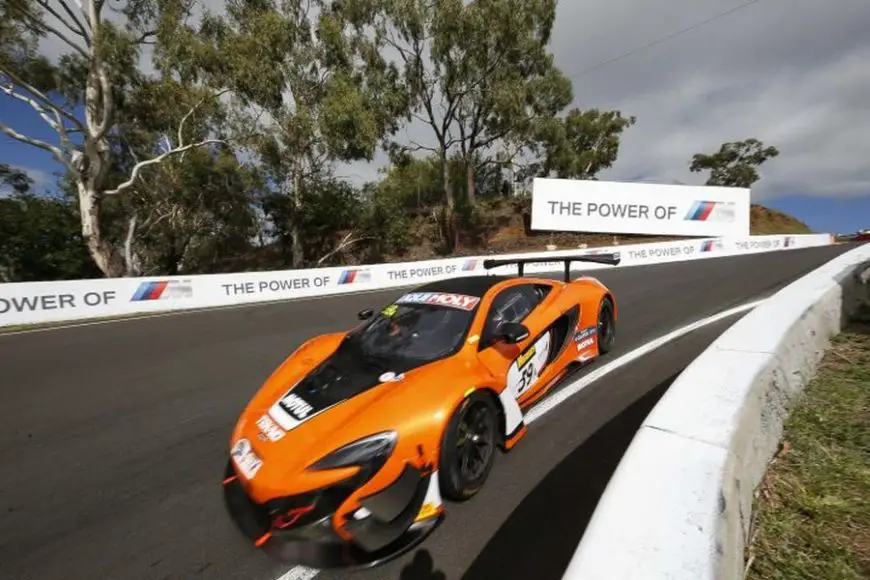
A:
5,0,870,210
548,0,870,201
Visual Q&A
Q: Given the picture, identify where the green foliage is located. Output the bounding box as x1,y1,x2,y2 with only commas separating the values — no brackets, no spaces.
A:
366,0,572,207
690,138,780,188
0,163,33,195
200,0,407,266
356,182,413,261
526,108,637,180
0,0,642,280
0,191,100,282
262,176,364,266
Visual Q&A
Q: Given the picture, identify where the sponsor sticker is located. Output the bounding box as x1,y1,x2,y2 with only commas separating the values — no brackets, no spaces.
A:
256,413,286,442
516,345,537,369
415,502,440,522
395,292,480,311
700,239,724,252
279,393,315,421
338,268,372,285
131,280,193,301
231,438,263,479
684,200,736,223
574,326,597,350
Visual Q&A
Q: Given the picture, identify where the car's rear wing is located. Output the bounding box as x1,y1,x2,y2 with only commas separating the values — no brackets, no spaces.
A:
482,252,621,282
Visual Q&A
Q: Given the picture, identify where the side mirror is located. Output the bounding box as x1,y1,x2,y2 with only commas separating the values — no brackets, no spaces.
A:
499,321,530,344
358,308,374,321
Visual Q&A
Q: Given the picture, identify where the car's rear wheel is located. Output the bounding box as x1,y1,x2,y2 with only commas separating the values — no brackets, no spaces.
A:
438,391,499,501
597,296,616,354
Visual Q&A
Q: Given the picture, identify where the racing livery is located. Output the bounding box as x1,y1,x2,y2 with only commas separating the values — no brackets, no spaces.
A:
222,253,620,568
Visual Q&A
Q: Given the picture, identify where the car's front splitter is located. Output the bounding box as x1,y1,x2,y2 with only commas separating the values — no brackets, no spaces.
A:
222,461,445,570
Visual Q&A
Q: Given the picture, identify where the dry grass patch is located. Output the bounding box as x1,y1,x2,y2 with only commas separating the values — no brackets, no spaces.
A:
745,303,870,580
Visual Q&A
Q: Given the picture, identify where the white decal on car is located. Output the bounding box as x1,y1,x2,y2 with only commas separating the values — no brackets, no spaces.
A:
231,438,263,479
506,331,551,398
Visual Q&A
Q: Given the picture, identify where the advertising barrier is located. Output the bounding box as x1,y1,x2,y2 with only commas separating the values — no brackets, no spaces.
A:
0,233,834,328
530,178,751,237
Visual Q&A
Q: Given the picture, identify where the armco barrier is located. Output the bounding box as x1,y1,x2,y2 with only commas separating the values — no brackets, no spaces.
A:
561,241,870,580
0,233,833,328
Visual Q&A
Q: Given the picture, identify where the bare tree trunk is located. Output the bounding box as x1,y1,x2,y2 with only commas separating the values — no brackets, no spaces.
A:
77,180,125,277
439,149,458,251
466,162,476,205
124,215,139,276
290,168,304,268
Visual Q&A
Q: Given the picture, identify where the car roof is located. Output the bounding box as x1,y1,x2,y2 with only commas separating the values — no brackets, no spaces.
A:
413,275,514,298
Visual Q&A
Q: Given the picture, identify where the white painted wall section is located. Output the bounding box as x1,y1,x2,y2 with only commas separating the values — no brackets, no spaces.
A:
0,233,834,328
562,242,870,580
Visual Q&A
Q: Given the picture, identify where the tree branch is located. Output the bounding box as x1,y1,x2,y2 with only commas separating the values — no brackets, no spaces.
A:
0,119,74,174
316,232,373,266
58,0,92,31
0,67,86,131
8,0,90,58
178,89,229,151
34,0,91,44
0,80,77,155
405,139,440,155
133,30,157,45
1,82,59,131
104,139,226,196
124,214,138,276
65,0,90,22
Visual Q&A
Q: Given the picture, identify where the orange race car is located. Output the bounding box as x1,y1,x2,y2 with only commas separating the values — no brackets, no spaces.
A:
222,253,620,568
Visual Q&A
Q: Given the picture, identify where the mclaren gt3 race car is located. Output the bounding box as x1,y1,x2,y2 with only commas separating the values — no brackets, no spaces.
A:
222,253,620,568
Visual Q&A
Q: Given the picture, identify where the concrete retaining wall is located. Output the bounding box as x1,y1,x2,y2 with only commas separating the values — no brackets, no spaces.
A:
561,242,870,580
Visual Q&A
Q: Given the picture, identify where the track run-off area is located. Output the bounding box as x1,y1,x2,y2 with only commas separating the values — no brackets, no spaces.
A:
0,243,853,580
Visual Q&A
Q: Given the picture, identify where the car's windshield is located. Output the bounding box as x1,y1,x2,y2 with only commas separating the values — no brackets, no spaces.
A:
346,291,481,363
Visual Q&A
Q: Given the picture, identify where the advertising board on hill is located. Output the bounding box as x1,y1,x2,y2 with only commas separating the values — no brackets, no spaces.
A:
530,178,751,237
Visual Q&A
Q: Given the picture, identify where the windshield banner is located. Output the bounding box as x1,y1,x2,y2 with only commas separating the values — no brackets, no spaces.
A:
395,292,481,311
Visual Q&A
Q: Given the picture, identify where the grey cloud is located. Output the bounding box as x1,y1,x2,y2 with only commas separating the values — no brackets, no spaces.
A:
552,0,870,200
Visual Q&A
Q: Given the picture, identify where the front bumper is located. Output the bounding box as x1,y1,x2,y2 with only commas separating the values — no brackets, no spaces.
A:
221,460,443,569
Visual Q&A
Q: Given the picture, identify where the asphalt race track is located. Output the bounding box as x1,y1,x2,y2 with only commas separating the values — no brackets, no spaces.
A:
0,244,853,580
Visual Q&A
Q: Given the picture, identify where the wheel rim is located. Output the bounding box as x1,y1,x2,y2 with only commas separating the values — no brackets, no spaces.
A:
455,402,495,482
598,303,613,344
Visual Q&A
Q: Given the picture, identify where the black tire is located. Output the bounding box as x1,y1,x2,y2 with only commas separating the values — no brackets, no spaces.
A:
597,296,616,354
438,391,499,501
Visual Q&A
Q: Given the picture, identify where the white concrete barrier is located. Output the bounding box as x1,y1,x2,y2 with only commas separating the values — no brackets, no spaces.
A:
561,241,870,580
0,233,834,328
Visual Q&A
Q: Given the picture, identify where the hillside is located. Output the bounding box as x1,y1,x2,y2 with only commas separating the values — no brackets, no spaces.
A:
385,200,814,262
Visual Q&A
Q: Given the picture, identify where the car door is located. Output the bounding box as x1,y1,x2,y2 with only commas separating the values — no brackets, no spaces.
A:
477,284,551,405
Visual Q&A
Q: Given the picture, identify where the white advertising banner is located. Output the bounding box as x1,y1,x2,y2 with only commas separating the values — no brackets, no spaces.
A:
530,178,751,237
0,233,834,328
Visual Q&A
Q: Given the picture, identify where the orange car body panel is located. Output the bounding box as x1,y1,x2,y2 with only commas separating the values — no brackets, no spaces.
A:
227,273,616,545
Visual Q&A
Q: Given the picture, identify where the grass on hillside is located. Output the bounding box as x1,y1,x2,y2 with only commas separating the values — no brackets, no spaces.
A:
744,303,870,580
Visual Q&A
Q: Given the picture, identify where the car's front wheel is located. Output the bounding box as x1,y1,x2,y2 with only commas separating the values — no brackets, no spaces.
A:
438,391,499,501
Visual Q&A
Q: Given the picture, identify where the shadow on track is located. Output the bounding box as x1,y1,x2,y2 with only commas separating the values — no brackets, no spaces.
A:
399,550,446,579
456,372,680,580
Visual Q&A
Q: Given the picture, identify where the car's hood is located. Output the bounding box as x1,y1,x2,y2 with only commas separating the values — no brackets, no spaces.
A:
233,333,448,500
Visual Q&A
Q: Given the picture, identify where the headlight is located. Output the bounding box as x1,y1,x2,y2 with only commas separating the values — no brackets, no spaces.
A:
308,431,397,471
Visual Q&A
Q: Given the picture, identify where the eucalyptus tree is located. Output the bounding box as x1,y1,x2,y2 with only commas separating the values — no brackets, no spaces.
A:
0,0,238,276
690,138,780,188
201,0,407,267
352,0,573,248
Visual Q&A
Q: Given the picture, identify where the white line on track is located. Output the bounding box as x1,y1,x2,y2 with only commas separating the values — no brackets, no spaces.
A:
271,297,765,580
